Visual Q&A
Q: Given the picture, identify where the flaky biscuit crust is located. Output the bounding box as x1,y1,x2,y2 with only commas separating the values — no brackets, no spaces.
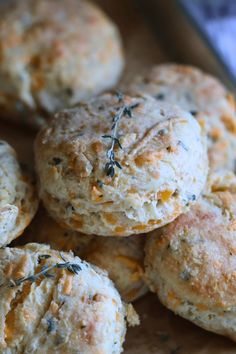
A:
35,93,208,236
23,209,148,302
0,0,124,127
128,64,236,172
0,141,38,246
145,174,236,341
0,243,127,353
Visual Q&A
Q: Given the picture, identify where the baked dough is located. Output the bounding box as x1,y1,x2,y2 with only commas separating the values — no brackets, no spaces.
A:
128,64,236,172
0,0,124,127
145,172,236,342
35,92,208,236
0,140,38,247
0,243,134,353
21,209,148,302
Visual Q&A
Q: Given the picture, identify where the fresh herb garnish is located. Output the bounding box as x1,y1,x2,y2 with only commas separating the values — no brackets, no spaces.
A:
7,254,81,288
102,92,139,178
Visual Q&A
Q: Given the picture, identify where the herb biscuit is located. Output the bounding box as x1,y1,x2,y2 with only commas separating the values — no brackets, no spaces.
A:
0,0,124,127
22,209,148,302
0,243,135,353
0,140,38,247
145,172,236,341
35,92,208,236
128,64,236,172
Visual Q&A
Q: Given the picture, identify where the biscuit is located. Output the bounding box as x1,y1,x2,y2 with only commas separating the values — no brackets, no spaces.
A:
0,0,124,127
0,140,38,247
0,243,136,353
145,174,236,341
35,92,208,236
128,64,236,172
22,209,148,302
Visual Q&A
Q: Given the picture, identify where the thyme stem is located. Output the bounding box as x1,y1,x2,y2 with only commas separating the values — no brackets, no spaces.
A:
103,92,139,178
4,255,82,288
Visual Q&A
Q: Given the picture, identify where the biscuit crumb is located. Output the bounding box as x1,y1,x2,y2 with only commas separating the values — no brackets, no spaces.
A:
126,304,140,327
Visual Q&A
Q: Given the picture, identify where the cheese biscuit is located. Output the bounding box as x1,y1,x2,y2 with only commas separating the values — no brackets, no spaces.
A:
0,0,124,127
0,243,134,353
0,140,38,247
128,64,236,172
145,172,236,342
35,93,208,236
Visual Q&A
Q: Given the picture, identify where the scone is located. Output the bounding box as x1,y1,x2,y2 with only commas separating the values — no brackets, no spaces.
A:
0,243,137,353
0,140,38,247
145,172,236,342
35,92,208,236
21,209,148,302
0,0,124,127
128,64,236,172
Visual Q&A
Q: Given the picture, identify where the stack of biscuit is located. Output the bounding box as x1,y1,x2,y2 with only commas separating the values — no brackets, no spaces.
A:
0,0,235,352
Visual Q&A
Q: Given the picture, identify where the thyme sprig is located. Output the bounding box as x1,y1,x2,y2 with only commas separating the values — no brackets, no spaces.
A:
102,92,139,178
7,254,81,288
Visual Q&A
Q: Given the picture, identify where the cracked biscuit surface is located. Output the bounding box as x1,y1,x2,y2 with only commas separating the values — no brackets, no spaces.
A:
0,0,124,127
35,93,208,236
128,64,236,172
145,172,236,342
0,243,131,353
0,140,38,247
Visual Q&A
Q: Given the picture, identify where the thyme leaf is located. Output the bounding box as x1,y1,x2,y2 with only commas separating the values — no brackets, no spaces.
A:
103,92,139,178
8,255,82,288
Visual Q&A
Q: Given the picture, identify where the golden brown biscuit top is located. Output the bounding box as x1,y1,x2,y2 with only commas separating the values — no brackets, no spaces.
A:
0,0,115,67
36,92,204,184
0,0,123,112
35,92,207,236
128,64,236,172
0,140,38,246
0,243,127,353
129,64,235,117
148,189,236,309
